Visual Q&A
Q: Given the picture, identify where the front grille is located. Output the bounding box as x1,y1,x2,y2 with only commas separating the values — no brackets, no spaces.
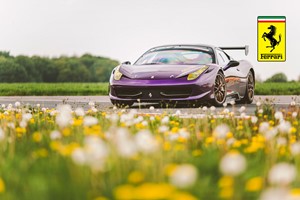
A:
113,86,193,99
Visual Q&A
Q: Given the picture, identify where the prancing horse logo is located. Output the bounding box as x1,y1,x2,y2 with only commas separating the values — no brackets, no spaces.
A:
262,25,281,52
149,92,152,98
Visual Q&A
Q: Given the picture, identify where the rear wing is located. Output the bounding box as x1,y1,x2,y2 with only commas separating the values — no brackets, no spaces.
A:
220,45,249,56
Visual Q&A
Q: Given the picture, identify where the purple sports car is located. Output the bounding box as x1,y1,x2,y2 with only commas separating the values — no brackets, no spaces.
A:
109,44,255,107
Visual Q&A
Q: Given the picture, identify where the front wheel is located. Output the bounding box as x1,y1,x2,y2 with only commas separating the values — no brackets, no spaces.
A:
111,100,134,108
211,71,227,107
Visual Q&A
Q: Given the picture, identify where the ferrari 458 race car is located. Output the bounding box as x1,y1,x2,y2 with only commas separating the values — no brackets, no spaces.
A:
109,44,255,107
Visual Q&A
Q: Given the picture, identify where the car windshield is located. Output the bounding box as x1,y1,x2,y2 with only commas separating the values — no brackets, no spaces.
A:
135,49,214,65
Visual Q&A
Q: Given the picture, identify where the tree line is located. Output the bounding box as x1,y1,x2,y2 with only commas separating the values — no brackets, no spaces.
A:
0,51,119,82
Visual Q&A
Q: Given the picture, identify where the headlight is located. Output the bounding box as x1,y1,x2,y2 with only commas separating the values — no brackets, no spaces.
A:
114,67,123,80
187,66,209,81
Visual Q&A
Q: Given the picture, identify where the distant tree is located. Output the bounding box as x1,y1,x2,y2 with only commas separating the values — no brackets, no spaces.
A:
56,58,90,82
16,55,42,82
80,54,97,82
0,51,12,58
93,59,118,82
32,56,59,82
0,51,119,82
265,72,288,83
0,57,28,82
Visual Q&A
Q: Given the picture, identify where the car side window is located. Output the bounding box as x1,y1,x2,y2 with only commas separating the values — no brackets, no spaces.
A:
216,49,230,66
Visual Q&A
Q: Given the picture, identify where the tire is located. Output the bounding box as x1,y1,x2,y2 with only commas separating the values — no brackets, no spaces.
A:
211,71,227,107
240,71,255,104
111,100,134,108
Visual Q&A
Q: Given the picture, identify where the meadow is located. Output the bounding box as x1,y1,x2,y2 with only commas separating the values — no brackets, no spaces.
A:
0,82,300,96
0,83,108,96
0,100,300,199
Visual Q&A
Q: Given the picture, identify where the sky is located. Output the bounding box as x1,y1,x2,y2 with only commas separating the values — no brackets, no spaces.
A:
0,0,299,80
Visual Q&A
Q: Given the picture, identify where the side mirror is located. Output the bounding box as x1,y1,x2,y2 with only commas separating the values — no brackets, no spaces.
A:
122,61,131,65
223,60,240,71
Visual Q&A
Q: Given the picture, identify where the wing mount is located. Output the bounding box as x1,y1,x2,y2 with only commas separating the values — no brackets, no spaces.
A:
220,45,249,56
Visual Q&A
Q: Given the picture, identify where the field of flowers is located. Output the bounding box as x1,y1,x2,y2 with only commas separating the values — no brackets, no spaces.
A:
0,100,300,200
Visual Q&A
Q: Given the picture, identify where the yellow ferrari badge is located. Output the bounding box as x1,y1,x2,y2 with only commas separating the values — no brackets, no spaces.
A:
257,16,286,62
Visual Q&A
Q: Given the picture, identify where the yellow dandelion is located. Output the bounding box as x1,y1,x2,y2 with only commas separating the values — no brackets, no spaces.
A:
219,187,233,199
171,191,198,200
50,141,61,151
16,113,21,119
73,119,83,126
62,128,71,137
16,127,26,135
290,188,300,197
290,127,297,134
163,142,171,151
134,183,175,200
205,136,215,144
232,140,241,148
164,163,178,176
0,178,5,193
135,123,144,129
226,132,233,138
177,137,187,143
218,176,234,188
236,125,244,131
32,132,42,142
171,127,179,133
29,118,35,124
245,177,263,192
114,184,135,200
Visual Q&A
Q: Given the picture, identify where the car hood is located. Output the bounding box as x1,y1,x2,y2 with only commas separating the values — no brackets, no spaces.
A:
119,64,208,80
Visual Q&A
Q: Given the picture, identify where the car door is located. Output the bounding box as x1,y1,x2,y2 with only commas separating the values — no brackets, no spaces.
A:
216,49,244,96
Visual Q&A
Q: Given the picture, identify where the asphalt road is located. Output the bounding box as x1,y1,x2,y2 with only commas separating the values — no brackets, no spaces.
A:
0,95,297,115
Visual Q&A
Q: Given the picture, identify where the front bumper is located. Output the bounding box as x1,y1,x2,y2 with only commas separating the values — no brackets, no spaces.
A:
109,73,215,103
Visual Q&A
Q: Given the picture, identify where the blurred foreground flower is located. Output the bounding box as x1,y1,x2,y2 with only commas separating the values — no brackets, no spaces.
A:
56,104,72,128
268,163,296,186
72,136,109,171
169,164,198,188
0,128,5,141
260,187,289,200
135,130,159,154
213,124,230,139
220,151,246,176
83,116,98,127
75,107,85,117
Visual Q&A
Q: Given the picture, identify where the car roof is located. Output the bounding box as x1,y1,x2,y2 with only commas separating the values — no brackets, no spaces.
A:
146,44,218,53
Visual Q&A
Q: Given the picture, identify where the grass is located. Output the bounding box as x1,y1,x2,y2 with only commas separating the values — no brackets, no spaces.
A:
0,82,300,96
0,83,108,96
256,82,300,95
0,101,300,199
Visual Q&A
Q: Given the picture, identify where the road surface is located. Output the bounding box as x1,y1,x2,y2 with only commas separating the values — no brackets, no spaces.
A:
0,96,297,115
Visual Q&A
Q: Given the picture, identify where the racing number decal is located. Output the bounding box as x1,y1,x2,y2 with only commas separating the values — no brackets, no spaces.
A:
257,16,286,62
